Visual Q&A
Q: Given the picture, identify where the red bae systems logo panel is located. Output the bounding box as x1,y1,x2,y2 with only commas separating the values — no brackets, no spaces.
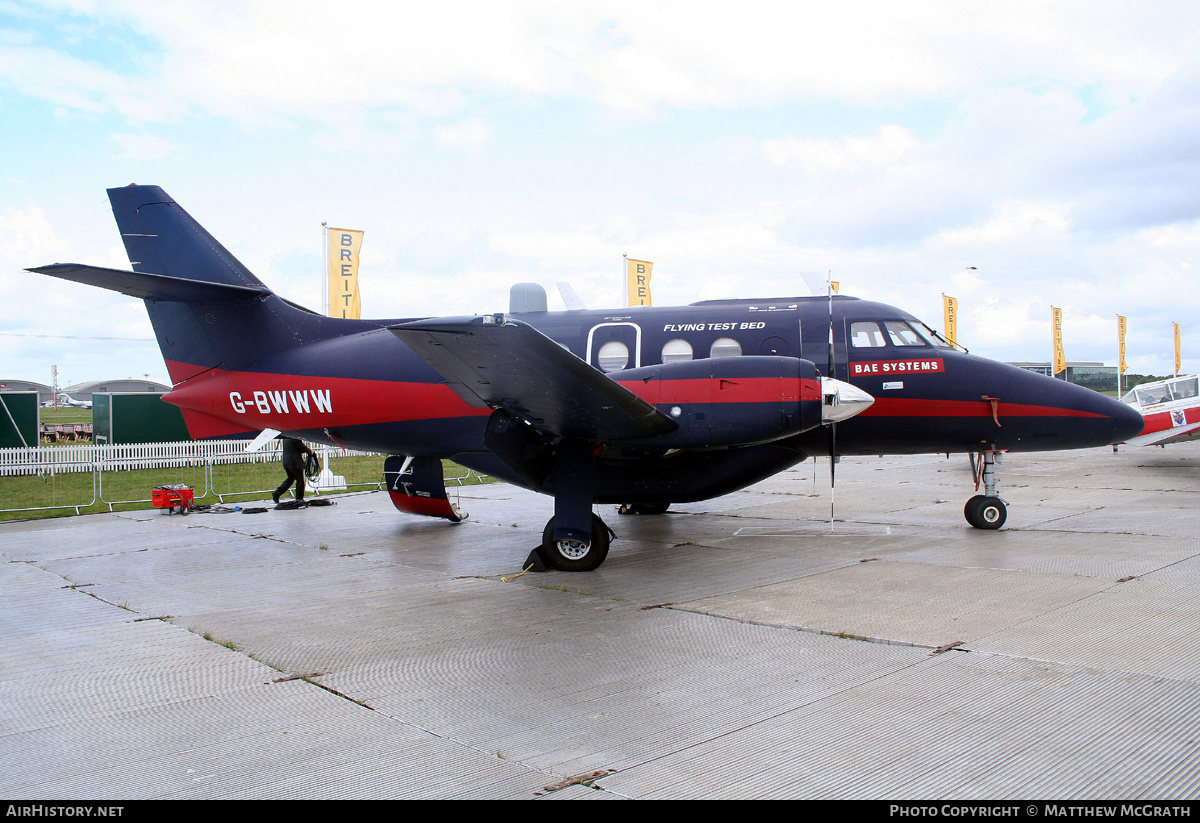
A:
851,358,945,376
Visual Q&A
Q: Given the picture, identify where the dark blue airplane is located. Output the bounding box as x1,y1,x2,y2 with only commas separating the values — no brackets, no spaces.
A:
30,185,1144,571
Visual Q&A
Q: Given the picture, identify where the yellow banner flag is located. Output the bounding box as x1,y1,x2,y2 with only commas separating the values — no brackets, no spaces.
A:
1052,306,1066,377
328,228,364,319
627,258,652,307
943,294,958,348
830,281,840,294
1117,315,1127,375
1175,322,1182,376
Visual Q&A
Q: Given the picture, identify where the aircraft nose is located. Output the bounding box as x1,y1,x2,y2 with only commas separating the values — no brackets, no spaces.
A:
1110,396,1146,443
1048,380,1145,447
821,377,874,424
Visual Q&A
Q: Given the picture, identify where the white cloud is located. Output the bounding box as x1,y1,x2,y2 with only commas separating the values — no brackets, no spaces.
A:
109,131,178,159
763,125,920,176
0,204,59,265
0,41,125,114
434,117,494,150
489,228,617,268
929,200,1073,247
8,1,1200,126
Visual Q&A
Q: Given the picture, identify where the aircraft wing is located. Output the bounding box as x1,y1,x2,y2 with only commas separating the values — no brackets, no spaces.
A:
390,315,677,442
1124,420,1200,447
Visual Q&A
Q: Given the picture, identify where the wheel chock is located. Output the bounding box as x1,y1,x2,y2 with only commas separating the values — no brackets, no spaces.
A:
523,546,551,572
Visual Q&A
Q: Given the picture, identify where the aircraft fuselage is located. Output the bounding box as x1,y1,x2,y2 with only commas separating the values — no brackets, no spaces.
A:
157,294,1141,494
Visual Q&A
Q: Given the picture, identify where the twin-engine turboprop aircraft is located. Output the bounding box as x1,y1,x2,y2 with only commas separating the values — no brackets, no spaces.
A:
1119,374,1200,446
30,185,1144,570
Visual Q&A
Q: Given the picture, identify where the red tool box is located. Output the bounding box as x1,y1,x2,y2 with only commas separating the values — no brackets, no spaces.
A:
152,485,194,515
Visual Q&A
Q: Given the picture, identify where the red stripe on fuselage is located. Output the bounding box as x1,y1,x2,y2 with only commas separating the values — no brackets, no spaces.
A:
161,361,490,436
178,407,255,439
615,377,823,404
860,397,1108,418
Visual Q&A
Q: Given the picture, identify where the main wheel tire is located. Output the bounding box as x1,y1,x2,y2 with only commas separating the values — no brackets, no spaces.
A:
965,495,1006,530
541,513,611,571
964,495,985,525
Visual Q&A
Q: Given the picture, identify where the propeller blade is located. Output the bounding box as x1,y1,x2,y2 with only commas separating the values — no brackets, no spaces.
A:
828,420,837,526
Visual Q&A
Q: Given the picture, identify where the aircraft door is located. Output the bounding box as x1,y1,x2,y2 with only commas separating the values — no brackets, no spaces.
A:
759,336,790,356
831,300,849,381
799,301,849,380
587,322,642,373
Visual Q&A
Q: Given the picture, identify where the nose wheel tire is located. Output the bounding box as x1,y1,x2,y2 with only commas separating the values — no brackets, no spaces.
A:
965,495,1007,530
541,513,612,571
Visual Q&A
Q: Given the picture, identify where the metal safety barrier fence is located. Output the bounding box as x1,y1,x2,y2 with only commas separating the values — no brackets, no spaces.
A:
0,441,488,518
0,439,289,476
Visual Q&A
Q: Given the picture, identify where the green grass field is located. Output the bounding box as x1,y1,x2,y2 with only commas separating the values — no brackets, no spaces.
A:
40,407,93,426
0,456,487,521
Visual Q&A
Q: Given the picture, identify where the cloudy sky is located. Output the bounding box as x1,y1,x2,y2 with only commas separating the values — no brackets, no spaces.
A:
2,0,1199,388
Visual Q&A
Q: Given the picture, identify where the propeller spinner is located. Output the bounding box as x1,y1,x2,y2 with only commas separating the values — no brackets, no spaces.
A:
820,377,874,423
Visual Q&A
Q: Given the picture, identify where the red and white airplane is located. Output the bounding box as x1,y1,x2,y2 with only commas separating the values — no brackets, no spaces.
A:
1120,375,1200,446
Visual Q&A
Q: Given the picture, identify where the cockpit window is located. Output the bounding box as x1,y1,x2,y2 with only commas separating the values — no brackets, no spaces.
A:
915,321,955,349
883,320,930,347
1136,385,1172,406
1170,377,1198,401
850,322,886,348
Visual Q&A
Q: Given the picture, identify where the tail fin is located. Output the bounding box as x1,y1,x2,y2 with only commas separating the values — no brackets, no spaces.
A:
108,184,264,289
31,185,340,387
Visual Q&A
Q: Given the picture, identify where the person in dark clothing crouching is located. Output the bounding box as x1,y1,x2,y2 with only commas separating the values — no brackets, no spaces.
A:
273,436,317,504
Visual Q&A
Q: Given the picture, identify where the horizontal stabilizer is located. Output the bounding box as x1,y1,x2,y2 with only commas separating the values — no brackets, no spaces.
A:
27,264,268,303
390,315,677,442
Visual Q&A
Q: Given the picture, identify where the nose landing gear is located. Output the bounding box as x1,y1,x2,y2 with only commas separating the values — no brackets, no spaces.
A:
965,449,1007,530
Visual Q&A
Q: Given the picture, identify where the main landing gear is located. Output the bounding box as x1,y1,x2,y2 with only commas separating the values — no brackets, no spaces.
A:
539,513,613,572
525,439,617,572
965,449,1007,530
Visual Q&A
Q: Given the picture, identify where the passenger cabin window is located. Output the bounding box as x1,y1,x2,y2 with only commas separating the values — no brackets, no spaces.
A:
850,322,886,348
710,337,742,358
662,338,694,363
882,320,930,347
597,340,629,372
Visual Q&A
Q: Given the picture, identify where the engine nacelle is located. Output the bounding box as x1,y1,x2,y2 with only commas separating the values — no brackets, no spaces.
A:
613,356,825,449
